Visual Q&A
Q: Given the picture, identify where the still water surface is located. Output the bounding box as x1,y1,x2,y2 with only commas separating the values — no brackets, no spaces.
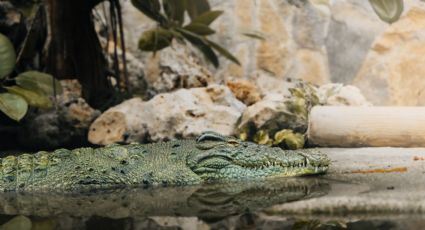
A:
0,177,422,229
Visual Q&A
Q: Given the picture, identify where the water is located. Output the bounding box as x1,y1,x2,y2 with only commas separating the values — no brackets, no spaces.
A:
0,177,422,229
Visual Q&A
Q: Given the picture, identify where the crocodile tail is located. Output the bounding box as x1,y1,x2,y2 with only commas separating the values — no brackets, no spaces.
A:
0,149,71,191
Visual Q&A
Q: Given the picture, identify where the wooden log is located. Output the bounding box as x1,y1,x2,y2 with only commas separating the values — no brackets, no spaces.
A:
308,106,425,147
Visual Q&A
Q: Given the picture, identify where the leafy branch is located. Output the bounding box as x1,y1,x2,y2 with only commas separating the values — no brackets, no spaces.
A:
0,33,61,121
132,0,240,68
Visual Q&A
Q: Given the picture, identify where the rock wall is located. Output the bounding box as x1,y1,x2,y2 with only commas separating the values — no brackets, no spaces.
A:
120,0,425,105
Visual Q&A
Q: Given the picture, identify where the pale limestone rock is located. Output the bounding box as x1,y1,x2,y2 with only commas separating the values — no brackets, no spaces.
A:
255,0,292,78
253,74,293,98
318,84,372,106
88,111,127,145
287,49,331,85
118,0,425,105
88,85,246,145
326,0,387,83
120,50,147,97
145,42,213,96
354,6,425,105
237,93,287,131
238,78,370,139
225,79,262,105
119,0,333,88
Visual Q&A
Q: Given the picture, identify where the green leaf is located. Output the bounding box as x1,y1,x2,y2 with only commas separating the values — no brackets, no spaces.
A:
253,130,273,146
0,33,16,79
0,93,28,121
369,0,403,24
185,0,211,19
191,10,223,25
138,28,174,52
183,23,215,35
163,0,186,25
15,71,63,96
131,0,167,24
273,129,305,150
284,133,305,150
5,86,52,108
206,39,241,66
289,88,305,98
177,28,219,67
242,32,266,41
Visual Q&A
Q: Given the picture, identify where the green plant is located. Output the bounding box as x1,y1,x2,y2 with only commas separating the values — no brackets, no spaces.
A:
132,0,240,68
369,0,404,24
0,33,61,121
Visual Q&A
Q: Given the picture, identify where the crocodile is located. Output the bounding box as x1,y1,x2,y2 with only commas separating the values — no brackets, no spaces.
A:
0,132,330,192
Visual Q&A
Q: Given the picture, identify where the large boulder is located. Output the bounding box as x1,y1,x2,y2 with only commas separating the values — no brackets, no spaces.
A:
354,6,425,105
88,85,246,145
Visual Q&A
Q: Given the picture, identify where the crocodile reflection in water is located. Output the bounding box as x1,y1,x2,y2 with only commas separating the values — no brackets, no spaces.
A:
0,178,330,220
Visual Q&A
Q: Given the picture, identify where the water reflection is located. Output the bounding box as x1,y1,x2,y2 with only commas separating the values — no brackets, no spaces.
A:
1,213,424,230
0,178,422,229
0,178,329,219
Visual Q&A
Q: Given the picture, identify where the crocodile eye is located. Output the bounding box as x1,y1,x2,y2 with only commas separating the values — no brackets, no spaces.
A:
196,131,226,143
190,153,233,174
226,139,239,147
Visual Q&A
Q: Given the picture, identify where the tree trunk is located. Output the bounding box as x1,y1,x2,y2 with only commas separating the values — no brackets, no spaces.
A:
46,0,113,109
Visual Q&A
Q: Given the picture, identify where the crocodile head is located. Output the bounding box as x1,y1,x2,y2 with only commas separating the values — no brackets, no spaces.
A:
187,132,330,182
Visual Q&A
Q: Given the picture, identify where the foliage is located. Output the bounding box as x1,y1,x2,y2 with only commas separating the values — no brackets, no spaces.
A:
131,0,240,68
369,0,404,24
0,33,61,121
239,81,320,150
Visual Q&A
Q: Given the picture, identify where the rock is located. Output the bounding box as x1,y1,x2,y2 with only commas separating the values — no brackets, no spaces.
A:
286,49,330,85
18,80,100,149
318,84,372,106
88,111,127,145
237,81,319,149
89,85,246,145
237,78,370,148
225,79,261,105
144,42,213,97
326,0,387,83
119,0,425,105
119,49,148,98
238,93,287,132
254,0,292,78
0,2,26,47
119,0,332,85
354,6,425,105
253,74,293,97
